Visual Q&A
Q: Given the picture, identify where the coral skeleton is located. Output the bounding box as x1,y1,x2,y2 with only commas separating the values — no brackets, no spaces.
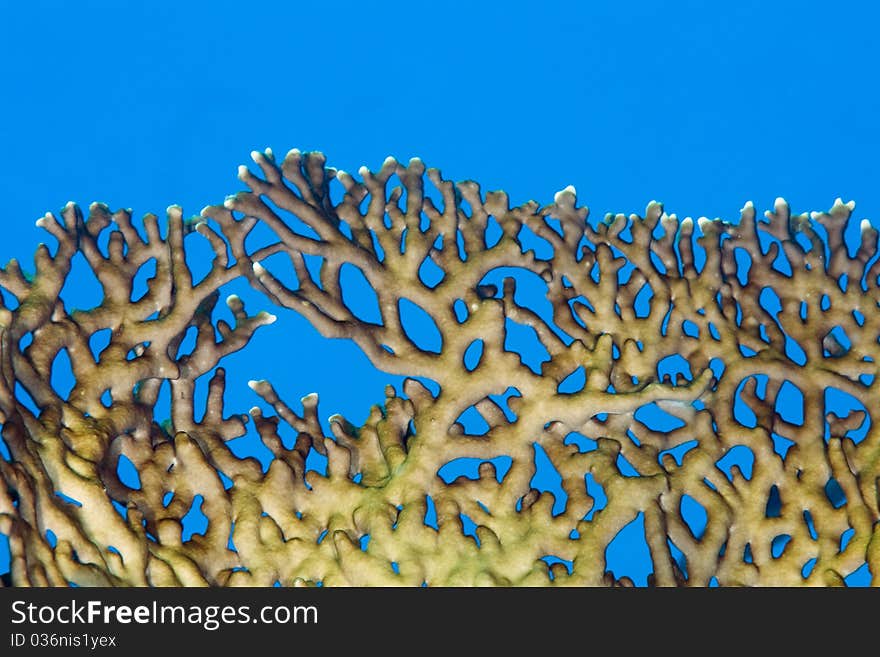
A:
0,149,878,586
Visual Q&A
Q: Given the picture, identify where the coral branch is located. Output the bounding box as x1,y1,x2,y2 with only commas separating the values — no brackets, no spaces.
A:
2,148,878,587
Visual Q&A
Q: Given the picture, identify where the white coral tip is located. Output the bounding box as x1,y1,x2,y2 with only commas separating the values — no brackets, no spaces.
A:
383,156,397,167
250,150,263,163
261,312,277,324
358,165,370,177
237,164,249,178
861,218,873,232
225,294,241,305
247,380,262,391
553,185,577,204
252,261,266,276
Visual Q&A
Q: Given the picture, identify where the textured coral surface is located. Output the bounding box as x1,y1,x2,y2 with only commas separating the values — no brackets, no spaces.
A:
1,149,878,586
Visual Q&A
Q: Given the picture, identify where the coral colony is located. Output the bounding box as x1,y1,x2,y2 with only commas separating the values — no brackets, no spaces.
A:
0,148,878,587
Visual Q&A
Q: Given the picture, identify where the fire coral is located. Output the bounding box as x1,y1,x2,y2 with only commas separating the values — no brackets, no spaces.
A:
1,149,878,586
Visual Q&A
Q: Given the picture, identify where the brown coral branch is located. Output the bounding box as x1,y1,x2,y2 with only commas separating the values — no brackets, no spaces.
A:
1,148,878,588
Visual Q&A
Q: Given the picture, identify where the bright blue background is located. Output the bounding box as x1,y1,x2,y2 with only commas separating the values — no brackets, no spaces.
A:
1,0,877,585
